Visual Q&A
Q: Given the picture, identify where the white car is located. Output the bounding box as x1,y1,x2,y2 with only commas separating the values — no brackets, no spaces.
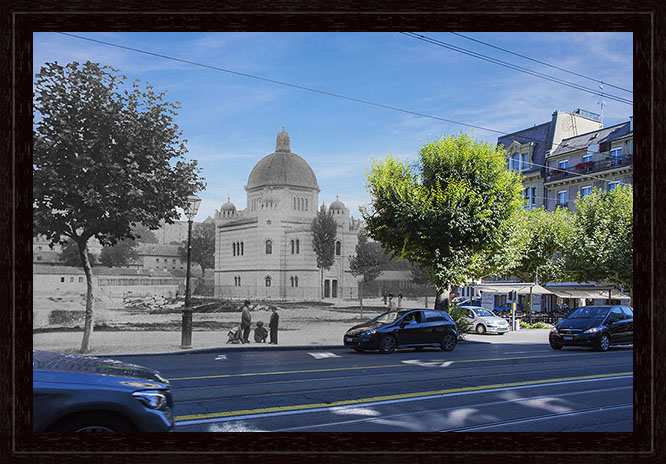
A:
464,306,510,335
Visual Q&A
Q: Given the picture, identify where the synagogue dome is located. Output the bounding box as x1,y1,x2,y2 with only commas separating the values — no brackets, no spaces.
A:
330,195,346,211
246,127,320,191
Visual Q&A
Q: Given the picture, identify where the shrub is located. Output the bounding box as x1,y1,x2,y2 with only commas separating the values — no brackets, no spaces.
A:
447,304,473,339
519,320,552,329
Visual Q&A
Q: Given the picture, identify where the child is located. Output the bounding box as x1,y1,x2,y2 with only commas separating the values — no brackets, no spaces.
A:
254,321,268,343
227,325,242,344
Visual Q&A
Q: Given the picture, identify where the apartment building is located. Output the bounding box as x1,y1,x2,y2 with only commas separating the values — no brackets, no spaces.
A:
543,118,633,211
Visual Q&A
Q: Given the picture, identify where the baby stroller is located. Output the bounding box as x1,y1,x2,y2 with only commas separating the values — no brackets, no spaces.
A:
227,325,243,344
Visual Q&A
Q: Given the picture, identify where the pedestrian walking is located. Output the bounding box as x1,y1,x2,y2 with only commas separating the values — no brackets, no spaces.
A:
254,321,268,343
241,299,252,343
269,307,279,344
388,293,397,311
398,293,403,308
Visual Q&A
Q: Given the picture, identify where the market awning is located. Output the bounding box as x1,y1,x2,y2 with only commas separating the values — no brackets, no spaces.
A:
472,283,555,295
545,287,631,300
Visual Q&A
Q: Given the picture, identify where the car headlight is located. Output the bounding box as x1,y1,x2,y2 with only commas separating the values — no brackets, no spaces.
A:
550,327,558,333
584,327,602,334
133,390,168,410
360,330,376,337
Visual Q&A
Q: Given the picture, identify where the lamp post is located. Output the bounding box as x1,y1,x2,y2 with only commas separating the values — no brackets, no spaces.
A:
181,194,201,349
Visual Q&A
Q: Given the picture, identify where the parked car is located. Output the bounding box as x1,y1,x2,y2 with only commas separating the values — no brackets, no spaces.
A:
33,350,175,432
454,297,482,307
344,309,458,354
548,305,633,351
463,306,510,335
493,302,523,314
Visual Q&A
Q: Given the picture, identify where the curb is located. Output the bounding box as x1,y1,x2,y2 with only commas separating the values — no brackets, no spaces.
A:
110,344,346,357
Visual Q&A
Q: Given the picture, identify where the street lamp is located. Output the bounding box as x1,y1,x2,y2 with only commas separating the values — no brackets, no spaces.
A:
181,193,202,349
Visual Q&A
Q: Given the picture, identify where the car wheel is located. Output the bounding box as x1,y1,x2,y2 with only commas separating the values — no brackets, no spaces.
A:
378,335,396,354
441,333,457,352
597,333,611,352
476,324,486,335
549,342,563,350
49,412,135,432
353,348,365,352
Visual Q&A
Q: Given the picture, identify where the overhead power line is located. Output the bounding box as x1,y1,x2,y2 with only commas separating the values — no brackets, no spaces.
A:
400,32,633,106
53,32,631,180
449,32,632,95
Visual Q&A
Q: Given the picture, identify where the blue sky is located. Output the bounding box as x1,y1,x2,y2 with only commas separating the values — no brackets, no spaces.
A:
33,32,633,222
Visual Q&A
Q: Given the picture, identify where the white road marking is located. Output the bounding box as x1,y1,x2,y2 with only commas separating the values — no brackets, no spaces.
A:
309,352,341,359
215,355,227,361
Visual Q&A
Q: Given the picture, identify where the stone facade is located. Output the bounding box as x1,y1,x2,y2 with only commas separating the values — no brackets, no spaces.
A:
213,128,361,301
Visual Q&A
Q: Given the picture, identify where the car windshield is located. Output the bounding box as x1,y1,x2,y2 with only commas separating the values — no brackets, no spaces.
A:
567,306,610,319
371,311,410,324
475,309,496,317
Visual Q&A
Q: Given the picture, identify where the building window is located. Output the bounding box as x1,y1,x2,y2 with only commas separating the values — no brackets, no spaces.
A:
512,153,519,171
523,188,529,206
60,277,65,283
79,277,83,283
173,259,176,264
291,240,295,254
294,276,298,287
581,186,592,198
156,258,160,263
36,256,42,261
296,239,300,254
305,199,308,210
233,243,236,256
582,154,593,163
335,241,341,256
608,181,619,191
558,160,569,171
241,242,244,255
610,147,623,166
265,276,271,287
557,190,568,207
521,153,528,170
531,187,537,205
70,277,74,282
266,239,273,254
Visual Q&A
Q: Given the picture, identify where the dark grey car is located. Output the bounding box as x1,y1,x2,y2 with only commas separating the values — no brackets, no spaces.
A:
33,350,175,432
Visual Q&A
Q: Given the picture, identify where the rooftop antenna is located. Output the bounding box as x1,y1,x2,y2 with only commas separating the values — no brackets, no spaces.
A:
597,82,606,125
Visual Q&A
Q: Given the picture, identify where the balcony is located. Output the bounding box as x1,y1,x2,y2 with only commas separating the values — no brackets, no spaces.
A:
545,153,633,183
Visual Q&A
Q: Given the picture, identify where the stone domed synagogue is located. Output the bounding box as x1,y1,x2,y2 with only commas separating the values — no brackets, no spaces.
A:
213,128,361,301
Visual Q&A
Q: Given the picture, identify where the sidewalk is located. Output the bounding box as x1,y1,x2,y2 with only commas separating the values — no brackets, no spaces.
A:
33,325,552,357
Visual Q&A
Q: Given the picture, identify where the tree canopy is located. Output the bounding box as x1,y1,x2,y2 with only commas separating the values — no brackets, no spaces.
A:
33,61,205,352
361,132,524,293
58,240,97,267
99,239,139,267
311,204,337,298
566,185,633,295
178,222,216,279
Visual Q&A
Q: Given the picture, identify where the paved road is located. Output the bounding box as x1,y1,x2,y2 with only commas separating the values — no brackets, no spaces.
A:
115,335,633,432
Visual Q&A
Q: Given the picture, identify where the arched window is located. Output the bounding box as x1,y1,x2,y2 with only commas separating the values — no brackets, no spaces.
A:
233,243,236,256
266,239,272,254
305,199,308,210
234,276,237,286
238,276,241,286
291,240,295,254
294,276,299,287
296,239,300,254
241,242,244,255
335,241,341,256
265,276,271,287
290,276,294,287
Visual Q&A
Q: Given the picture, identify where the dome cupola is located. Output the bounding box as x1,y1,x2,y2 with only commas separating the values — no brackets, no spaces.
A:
246,127,320,191
330,195,346,211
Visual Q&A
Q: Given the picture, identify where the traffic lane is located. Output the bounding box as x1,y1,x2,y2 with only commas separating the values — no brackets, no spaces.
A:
174,375,632,432
113,343,633,382
170,360,632,420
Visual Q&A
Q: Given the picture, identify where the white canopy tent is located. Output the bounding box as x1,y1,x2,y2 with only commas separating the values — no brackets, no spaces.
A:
545,286,631,301
472,282,555,295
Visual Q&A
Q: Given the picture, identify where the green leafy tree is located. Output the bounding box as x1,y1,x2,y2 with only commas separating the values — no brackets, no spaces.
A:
99,239,139,267
311,204,337,299
566,185,633,300
58,240,97,267
33,61,205,353
131,223,158,243
178,222,216,279
349,229,384,314
361,132,524,304
410,264,434,307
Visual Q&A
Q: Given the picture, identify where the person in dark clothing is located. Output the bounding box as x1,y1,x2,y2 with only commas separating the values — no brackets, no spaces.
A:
240,299,252,343
254,321,268,343
269,307,279,344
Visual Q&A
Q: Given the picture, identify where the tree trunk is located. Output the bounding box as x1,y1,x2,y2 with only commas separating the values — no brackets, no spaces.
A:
359,281,364,320
78,239,95,353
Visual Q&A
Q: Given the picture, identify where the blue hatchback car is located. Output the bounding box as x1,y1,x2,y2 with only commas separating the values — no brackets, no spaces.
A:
33,350,175,432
